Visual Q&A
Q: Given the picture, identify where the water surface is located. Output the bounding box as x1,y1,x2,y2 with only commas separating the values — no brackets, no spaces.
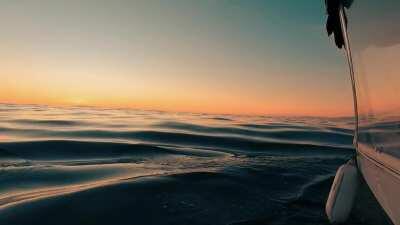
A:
0,104,361,225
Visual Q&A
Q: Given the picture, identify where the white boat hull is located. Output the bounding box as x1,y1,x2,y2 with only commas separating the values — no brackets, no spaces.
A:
325,1,400,224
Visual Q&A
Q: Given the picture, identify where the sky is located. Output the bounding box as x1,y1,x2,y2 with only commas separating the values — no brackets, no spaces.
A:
0,0,352,116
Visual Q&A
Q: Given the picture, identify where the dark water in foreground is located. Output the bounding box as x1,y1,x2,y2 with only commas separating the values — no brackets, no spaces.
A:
0,104,366,225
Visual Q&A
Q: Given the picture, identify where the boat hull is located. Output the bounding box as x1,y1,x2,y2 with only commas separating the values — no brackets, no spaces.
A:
334,1,400,224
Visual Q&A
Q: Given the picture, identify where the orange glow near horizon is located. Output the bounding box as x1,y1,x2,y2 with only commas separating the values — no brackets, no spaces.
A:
0,87,353,117
1,53,353,117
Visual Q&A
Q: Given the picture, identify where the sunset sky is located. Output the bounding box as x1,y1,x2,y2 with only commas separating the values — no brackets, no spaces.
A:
0,0,352,116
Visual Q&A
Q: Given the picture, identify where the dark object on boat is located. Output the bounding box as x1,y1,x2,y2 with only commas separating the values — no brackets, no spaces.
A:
325,0,353,48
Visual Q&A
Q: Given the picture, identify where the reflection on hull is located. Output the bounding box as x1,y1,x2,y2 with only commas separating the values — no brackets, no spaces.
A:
357,143,400,224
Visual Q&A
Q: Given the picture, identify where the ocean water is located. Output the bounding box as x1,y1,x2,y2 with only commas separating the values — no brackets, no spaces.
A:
0,104,365,225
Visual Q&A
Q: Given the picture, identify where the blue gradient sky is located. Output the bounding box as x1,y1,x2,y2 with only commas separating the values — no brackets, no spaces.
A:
0,0,351,116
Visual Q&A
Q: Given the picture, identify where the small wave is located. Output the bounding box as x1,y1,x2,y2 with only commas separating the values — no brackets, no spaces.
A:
239,123,317,130
11,119,85,127
0,140,182,161
152,121,353,148
289,174,334,207
0,139,230,162
210,117,233,121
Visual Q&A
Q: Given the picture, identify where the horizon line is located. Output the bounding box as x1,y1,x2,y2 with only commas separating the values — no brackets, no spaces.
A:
0,101,354,119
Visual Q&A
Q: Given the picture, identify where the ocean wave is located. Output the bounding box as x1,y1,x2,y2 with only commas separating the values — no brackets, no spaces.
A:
0,140,230,162
0,127,353,154
10,119,86,127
